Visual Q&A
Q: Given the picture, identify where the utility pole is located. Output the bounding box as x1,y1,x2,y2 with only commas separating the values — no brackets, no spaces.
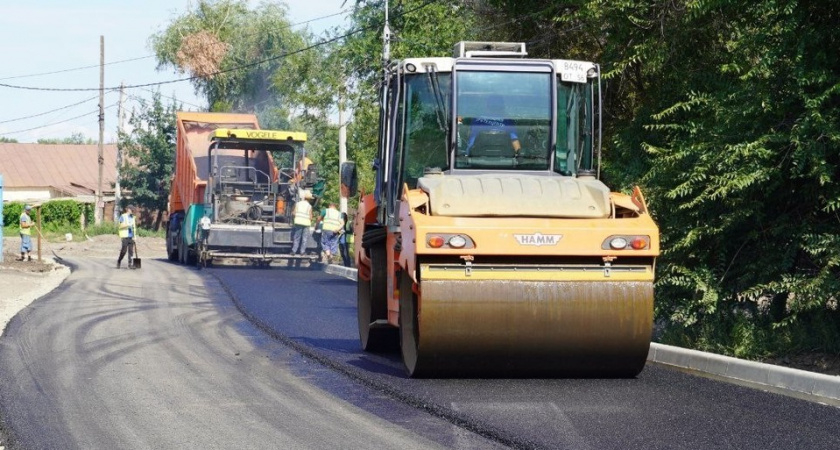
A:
383,0,391,63
114,82,125,222
0,175,4,263
95,35,105,225
338,86,347,214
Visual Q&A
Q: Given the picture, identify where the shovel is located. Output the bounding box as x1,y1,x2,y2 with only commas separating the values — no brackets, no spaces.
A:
132,241,142,269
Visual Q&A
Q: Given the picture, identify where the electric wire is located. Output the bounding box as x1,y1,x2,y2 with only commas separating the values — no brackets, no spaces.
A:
0,56,153,81
133,86,205,109
0,95,100,124
0,7,354,82
0,1,434,93
0,103,119,136
0,1,431,138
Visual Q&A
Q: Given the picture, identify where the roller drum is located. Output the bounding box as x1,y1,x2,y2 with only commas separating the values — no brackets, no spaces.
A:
408,279,653,377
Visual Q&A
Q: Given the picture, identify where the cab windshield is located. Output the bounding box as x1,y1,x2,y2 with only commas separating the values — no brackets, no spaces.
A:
397,68,595,188
455,71,552,170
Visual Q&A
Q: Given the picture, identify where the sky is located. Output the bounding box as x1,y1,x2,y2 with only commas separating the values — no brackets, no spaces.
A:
0,0,350,143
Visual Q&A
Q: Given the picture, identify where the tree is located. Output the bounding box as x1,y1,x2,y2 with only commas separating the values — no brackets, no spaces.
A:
475,0,840,357
639,1,840,356
118,91,179,230
150,0,341,200
150,0,317,116
0,137,18,143
36,133,96,145
336,0,479,197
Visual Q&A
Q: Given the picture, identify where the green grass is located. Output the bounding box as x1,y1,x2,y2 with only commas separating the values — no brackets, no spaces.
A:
3,224,164,241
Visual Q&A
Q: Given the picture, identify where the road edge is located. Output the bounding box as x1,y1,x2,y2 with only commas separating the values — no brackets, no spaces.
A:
648,343,840,405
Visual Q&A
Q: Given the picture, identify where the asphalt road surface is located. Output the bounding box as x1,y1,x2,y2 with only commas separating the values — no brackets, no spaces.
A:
2,257,840,449
0,258,499,449
217,264,840,450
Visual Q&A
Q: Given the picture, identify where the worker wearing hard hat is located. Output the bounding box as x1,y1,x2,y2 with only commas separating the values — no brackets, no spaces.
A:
290,191,313,266
296,151,313,182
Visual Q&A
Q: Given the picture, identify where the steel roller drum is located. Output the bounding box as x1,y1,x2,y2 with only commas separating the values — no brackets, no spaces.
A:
409,279,653,377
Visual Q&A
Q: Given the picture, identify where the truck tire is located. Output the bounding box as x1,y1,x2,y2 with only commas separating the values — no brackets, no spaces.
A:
166,230,179,261
185,246,197,266
178,238,185,265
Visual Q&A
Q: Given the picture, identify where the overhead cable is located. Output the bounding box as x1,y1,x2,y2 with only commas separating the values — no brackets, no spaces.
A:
0,8,353,82
0,95,101,124
0,1,434,92
0,103,118,136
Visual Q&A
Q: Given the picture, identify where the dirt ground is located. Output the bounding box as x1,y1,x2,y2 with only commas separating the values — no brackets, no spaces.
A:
2,233,839,377
1,233,168,267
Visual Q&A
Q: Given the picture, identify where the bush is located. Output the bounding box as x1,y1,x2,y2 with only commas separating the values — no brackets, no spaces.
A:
2,203,24,229
40,200,85,227
660,306,840,361
3,200,86,230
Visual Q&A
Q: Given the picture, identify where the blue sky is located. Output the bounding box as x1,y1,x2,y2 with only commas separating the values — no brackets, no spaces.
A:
0,0,350,143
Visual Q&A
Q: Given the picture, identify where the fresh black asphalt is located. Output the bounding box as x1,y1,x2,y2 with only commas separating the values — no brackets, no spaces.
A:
216,265,840,450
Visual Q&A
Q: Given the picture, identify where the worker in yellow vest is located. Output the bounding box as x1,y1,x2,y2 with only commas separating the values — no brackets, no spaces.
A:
18,204,34,261
290,191,313,267
317,202,344,264
296,151,313,183
117,205,137,269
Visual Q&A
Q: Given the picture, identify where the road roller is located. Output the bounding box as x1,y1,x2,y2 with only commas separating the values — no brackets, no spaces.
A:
345,41,659,377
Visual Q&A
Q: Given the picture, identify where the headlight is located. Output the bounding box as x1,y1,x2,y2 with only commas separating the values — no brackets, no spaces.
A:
448,235,467,248
602,235,650,250
609,237,628,249
425,234,475,249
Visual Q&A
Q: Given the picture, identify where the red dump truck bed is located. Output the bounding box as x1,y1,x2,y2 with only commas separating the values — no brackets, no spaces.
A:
168,112,261,215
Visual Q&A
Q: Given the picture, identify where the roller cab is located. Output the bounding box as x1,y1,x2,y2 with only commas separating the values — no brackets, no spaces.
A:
349,42,660,377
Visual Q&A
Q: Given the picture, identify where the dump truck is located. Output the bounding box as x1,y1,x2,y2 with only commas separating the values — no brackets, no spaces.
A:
167,112,323,267
344,41,660,377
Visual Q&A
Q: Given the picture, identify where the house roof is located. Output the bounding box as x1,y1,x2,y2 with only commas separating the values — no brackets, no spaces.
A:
0,143,119,195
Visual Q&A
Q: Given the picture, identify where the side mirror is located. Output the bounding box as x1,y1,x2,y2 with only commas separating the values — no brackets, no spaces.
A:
340,161,358,197
304,164,319,186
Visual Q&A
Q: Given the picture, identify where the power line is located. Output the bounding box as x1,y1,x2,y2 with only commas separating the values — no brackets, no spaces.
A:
0,29,361,92
0,95,101,124
0,1,434,93
0,103,119,136
134,86,205,109
0,1,435,138
0,8,354,82
0,56,154,81
292,8,352,28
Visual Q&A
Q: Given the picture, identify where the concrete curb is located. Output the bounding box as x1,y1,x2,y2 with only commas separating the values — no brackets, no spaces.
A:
324,263,358,281
649,343,840,403
322,264,840,404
